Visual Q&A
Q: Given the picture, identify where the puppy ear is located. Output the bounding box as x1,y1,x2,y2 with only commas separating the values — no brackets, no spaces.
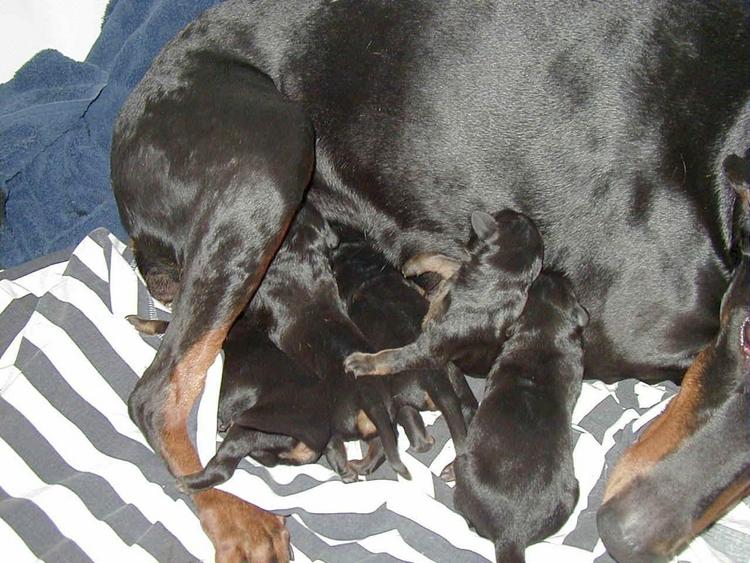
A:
470,210,498,241
743,319,750,357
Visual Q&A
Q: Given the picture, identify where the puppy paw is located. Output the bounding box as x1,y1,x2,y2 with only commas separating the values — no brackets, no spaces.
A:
343,352,379,377
410,434,435,454
340,463,360,483
439,461,456,482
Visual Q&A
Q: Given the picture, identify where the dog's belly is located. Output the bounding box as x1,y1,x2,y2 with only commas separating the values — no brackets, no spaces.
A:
282,1,744,381
130,0,744,381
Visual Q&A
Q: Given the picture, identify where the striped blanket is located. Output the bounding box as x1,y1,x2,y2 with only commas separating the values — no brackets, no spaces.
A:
1,229,748,562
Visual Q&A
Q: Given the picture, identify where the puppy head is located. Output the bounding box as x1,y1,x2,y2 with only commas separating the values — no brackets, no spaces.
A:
467,209,544,284
509,271,589,339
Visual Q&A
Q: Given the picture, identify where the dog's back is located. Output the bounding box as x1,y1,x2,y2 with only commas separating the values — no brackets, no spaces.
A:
453,272,587,562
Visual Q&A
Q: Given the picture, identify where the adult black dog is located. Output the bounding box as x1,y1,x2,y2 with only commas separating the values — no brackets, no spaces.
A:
111,1,749,561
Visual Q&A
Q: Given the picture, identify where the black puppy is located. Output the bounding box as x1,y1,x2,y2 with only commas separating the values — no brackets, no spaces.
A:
453,272,588,563
331,236,478,472
175,314,329,493
345,209,543,378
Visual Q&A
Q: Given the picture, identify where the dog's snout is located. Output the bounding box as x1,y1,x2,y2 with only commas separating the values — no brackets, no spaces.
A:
597,499,670,563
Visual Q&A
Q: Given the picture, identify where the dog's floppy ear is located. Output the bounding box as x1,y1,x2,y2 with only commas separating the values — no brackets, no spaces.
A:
470,210,498,241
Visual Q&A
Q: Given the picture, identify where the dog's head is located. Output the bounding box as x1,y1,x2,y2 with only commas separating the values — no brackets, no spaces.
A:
597,255,750,562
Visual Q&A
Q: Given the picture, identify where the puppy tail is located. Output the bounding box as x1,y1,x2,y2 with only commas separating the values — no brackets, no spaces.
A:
494,541,524,563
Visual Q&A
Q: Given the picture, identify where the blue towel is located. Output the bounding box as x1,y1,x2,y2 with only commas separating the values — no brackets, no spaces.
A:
0,0,221,268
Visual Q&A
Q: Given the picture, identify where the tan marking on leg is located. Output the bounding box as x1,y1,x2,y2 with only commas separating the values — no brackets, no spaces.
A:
603,346,709,503
356,410,378,438
161,325,231,476
403,253,462,279
278,441,318,464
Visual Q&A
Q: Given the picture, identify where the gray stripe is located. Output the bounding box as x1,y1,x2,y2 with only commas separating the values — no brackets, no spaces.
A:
293,506,488,563
0,248,70,281
611,379,638,409
0,485,91,563
0,399,195,562
563,473,607,551
0,294,38,357
62,255,110,309
35,294,140,402
14,338,180,495
701,523,750,563
576,395,623,444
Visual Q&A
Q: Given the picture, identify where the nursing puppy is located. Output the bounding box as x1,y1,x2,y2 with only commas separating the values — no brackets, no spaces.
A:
176,315,329,493
453,272,587,563
331,236,478,465
129,205,409,482
345,209,543,378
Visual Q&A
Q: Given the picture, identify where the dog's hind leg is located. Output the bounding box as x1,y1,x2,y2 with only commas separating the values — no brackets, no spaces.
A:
128,201,301,561
126,130,313,563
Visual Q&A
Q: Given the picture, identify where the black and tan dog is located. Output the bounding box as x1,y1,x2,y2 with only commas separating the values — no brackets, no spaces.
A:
331,235,478,471
112,1,749,560
344,209,543,379
453,272,587,563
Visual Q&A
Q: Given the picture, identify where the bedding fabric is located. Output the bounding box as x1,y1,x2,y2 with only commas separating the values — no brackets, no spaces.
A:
0,0,222,268
0,229,749,562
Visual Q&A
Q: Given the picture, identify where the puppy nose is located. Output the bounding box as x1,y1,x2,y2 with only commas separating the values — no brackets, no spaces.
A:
596,500,669,563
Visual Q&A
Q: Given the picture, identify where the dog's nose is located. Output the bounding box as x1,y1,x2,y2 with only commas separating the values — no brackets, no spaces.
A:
596,500,669,563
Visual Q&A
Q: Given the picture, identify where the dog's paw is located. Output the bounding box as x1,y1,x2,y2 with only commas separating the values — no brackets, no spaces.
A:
194,488,293,563
343,352,379,377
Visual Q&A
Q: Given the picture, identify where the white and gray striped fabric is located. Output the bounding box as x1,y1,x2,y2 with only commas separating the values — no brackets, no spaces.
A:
1,228,748,563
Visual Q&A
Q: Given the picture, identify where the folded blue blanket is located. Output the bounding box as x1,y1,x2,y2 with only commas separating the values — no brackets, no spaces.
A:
0,0,221,268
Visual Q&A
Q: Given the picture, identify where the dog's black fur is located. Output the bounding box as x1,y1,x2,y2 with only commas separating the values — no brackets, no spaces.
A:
344,209,543,378
176,315,329,493
331,235,478,465
453,272,587,563
245,206,411,483
112,1,749,560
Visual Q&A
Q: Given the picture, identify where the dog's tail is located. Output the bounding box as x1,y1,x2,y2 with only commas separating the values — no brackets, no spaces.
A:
494,541,525,563
358,383,411,480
